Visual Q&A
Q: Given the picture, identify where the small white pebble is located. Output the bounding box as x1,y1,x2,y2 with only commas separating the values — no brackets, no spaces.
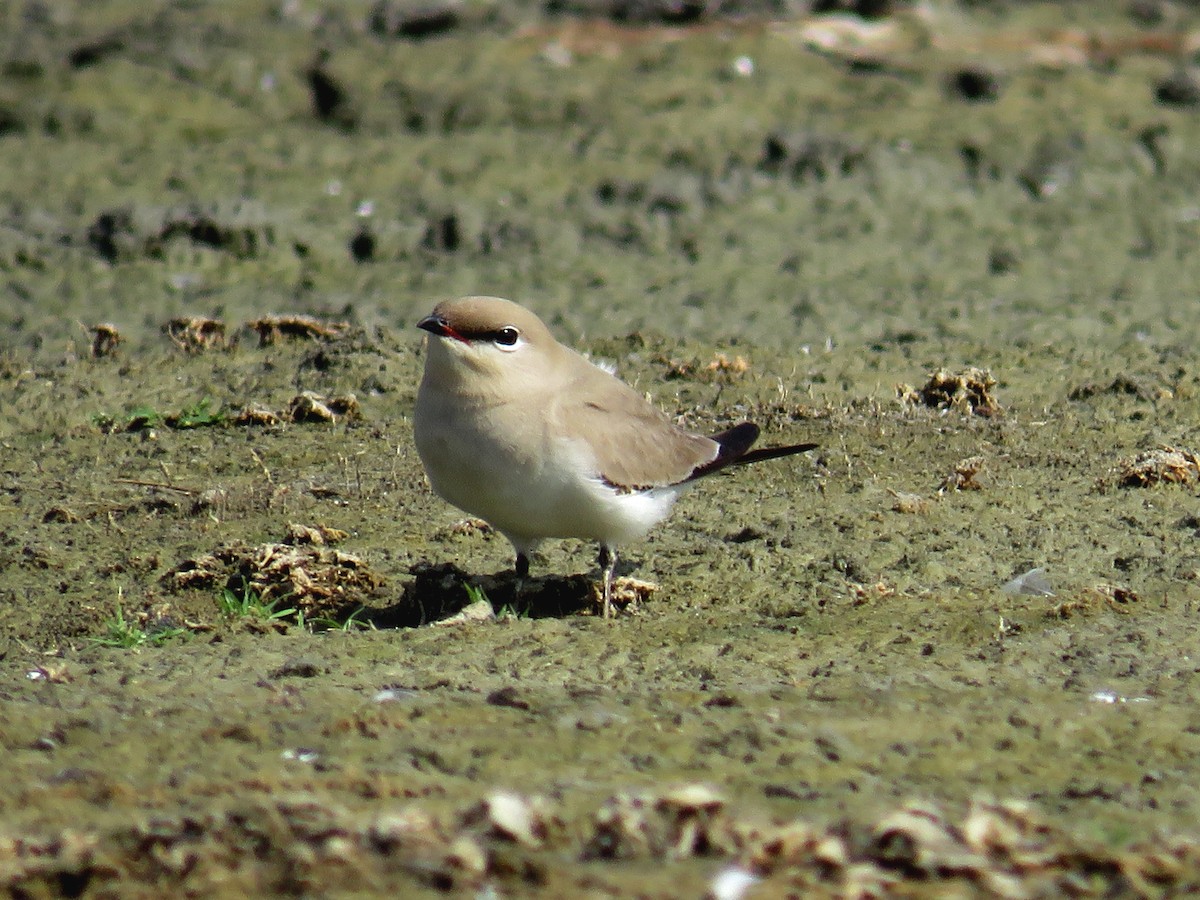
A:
543,41,572,68
373,687,417,703
708,866,758,900
1091,690,1151,705
281,748,320,763
732,55,754,77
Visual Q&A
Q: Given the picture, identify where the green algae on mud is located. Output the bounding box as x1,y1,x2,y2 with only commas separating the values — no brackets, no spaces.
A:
6,0,1200,894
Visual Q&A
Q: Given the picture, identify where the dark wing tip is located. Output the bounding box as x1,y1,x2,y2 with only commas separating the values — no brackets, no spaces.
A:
689,422,817,482
685,422,759,482
712,422,759,459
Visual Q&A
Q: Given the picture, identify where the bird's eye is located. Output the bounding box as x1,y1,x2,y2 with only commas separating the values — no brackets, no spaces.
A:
493,326,520,348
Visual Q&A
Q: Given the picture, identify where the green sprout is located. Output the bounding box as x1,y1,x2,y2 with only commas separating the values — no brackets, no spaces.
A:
304,605,373,633
465,582,524,619
124,406,165,431
464,582,490,606
169,398,224,429
91,603,187,649
218,585,296,622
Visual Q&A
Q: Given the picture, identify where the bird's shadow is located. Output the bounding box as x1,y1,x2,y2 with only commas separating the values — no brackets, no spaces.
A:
368,561,601,628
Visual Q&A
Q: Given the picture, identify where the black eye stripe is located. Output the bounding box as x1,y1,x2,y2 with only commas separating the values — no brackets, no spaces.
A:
462,326,519,344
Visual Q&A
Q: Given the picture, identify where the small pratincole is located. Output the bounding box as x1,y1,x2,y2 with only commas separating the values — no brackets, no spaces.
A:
413,295,817,617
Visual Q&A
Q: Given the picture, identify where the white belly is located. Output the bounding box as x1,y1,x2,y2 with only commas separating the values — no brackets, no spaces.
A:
414,394,677,550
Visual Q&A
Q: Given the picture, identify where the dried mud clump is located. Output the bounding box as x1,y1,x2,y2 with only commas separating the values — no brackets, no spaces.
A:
584,785,729,861
368,806,489,890
90,323,121,358
857,802,1063,894
899,367,1001,417
1047,582,1139,619
230,405,281,427
461,791,554,849
737,799,1196,895
430,517,492,541
888,489,930,514
162,523,384,621
289,391,361,423
590,576,657,615
1068,374,1173,403
247,315,348,346
0,799,491,898
164,317,227,353
1108,446,1200,489
285,522,349,545
661,352,750,382
0,829,108,896
4,795,1200,895
578,793,1200,896
939,455,987,492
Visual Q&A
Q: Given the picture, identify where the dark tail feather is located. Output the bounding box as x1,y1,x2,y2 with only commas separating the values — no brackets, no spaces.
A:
687,422,816,482
734,442,819,467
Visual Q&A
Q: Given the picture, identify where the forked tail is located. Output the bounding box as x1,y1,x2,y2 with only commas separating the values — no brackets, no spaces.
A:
687,422,817,482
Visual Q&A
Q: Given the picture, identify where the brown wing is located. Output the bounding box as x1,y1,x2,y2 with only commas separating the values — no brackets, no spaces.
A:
554,357,718,490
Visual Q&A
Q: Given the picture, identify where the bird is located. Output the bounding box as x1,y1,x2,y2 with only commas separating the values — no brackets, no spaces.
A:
413,296,817,618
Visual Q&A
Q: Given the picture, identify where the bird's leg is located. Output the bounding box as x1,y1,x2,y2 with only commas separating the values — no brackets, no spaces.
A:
597,545,617,618
513,551,529,610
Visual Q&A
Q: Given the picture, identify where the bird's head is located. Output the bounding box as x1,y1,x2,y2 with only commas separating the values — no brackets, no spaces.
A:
418,296,557,390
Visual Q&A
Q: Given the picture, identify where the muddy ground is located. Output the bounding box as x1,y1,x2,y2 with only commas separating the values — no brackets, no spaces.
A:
5,0,1200,895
